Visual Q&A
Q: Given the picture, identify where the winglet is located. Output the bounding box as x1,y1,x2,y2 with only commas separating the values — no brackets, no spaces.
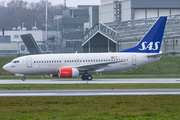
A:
120,16,167,53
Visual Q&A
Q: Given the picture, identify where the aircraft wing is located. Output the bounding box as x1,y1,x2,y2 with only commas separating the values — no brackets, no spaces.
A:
69,60,122,72
147,52,179,58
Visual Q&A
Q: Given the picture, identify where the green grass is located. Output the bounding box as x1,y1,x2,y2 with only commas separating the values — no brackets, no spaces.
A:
0,95,180,120
1,56,180,120
0,83,180,90
1,74,180,80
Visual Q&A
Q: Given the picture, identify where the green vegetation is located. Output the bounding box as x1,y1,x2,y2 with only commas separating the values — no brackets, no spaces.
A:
0,56,180,120
0,95,179,120
0,83,180,90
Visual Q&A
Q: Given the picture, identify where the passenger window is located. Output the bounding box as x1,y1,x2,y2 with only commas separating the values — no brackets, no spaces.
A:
54,61,56,63
42,61,43,63
39,61,41,63
49,61,51,63
44,61,46,63
47,61,48,63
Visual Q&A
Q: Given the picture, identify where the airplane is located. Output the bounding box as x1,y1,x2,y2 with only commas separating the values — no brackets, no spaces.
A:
3,16,168,81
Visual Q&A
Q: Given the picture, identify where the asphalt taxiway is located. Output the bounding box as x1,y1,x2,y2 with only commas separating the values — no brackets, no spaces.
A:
0,78,180,84
0,89,180,97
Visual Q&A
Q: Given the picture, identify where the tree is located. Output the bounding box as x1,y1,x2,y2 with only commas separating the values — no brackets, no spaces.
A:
0,0,67,30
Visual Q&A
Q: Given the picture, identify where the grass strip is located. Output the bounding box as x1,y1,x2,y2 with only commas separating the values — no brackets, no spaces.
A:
1,74,180,80
0,83,180,90
0,95,180,120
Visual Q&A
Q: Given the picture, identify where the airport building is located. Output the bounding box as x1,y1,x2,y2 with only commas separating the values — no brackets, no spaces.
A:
0,30,46,56
82,0,180,54
48,5,98,53
0,0,180,56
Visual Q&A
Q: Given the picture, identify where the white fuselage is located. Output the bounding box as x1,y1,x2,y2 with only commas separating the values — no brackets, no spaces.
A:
3,52,162,76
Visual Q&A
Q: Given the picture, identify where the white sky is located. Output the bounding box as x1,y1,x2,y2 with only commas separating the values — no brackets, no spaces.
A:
3,0,101,7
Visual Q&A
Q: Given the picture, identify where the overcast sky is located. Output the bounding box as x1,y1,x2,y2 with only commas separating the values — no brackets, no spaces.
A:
3,0,101,7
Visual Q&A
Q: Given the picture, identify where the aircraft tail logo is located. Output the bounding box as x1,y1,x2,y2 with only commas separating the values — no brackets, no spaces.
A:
120,16,167,53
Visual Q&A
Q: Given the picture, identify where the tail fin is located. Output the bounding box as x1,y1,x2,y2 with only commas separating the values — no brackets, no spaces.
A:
120,16,167,53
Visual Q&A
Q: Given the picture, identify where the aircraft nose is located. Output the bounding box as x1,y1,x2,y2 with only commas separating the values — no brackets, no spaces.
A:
3,64,10,72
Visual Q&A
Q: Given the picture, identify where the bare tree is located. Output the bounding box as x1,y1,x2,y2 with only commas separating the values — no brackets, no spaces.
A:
0,0,66,30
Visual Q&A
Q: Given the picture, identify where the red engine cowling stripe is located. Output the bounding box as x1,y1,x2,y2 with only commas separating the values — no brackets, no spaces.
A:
60,68,72,78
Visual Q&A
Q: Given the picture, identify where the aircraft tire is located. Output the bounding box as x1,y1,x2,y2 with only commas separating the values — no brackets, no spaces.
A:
87,75,92,81
22,77,26,81
81,75,87,80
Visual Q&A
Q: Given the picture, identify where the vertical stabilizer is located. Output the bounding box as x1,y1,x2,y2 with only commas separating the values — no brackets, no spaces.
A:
120,16,167,53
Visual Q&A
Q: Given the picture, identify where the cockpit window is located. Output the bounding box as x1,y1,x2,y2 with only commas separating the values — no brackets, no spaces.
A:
12,61,19,63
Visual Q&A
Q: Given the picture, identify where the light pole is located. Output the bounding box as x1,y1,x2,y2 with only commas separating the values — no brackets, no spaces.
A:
17,40,19,55
46,0,48,40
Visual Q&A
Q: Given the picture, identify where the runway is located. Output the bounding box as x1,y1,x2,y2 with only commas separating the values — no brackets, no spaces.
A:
0,79,179,97
0,89,180,97
0,78,180,84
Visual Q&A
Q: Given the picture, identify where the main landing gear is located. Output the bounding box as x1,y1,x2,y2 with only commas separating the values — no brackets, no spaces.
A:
22,76,26,81
81,74,93,81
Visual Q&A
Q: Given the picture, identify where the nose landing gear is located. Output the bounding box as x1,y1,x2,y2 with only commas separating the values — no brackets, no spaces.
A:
22,76,26,81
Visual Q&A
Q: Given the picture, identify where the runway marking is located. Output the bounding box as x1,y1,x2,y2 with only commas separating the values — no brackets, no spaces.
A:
0,79,180,84
0,90,180,97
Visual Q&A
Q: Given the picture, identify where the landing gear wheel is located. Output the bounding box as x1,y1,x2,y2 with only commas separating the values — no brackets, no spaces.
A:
81,75,87,80
87,75,92,81
22,76,26,81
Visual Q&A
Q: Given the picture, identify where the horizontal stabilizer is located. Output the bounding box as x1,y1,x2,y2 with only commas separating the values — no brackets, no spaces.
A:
147,52,179,58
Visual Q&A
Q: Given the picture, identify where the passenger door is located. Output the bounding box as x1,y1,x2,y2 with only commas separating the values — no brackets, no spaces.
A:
132,55,136,65
26,57,32,68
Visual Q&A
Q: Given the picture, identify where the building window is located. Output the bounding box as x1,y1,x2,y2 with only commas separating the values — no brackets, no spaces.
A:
14,35,19,38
